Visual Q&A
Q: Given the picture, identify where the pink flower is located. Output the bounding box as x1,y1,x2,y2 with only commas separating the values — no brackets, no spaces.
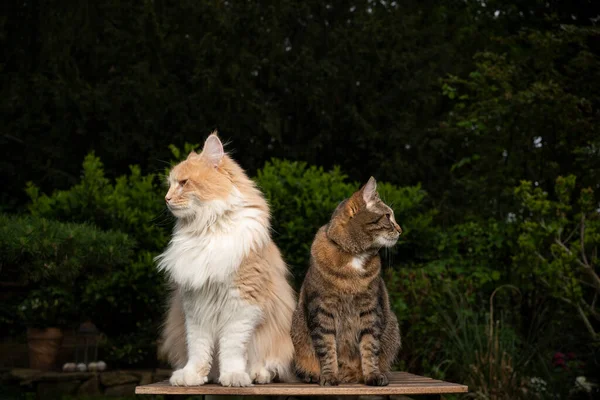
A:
553,352,566,360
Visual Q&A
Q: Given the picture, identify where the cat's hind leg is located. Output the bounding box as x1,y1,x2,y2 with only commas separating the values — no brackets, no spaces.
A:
249,363,273,384
248,335,295,384
291,306,320,383
378,313,401,374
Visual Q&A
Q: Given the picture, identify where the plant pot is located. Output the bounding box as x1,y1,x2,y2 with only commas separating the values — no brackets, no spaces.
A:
26,327,64,370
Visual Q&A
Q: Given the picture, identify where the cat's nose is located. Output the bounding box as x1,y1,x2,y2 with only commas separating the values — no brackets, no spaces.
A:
394,222,402,234
165,195,171,204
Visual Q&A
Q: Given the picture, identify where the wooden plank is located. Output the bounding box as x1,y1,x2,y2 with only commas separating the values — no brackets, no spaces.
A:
135,372,468,396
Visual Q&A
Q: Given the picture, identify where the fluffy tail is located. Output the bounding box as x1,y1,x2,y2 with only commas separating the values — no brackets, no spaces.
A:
246,245,298,383
158,285,187,369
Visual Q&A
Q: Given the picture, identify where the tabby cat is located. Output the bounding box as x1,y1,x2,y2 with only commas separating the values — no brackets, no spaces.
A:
291,177,402,386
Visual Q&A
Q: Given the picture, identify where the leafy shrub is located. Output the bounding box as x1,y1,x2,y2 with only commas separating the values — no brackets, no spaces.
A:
255,160,355,280
22,155,170,366
0,213,134,330
513,175,600,340
0,214,134,285
17,287,76,329
25,153,168,252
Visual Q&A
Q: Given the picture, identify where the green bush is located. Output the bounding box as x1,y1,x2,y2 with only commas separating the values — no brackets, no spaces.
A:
22,155,169,366
0,213,134,330
17,287,77,329
25,153,168,252
0,213,134,285
255,160,355,280
513,175,600,340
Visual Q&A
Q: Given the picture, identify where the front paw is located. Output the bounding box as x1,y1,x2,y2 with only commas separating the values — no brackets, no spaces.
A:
319,373,340,386
170,368,209,386
219,371,253,387
365,372,389,386
302,373,320,384
296,369,319,383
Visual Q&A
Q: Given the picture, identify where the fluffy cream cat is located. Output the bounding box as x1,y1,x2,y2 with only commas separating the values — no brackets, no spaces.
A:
156,132,296,387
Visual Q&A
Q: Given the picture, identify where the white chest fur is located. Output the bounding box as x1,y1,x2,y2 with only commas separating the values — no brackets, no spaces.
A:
350,253,370,272
157,206,270,289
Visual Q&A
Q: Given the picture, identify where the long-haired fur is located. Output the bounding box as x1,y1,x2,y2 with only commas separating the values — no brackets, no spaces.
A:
156,132,296,386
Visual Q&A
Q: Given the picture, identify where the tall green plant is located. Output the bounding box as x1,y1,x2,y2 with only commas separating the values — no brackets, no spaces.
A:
435,287,537,400
514,175,599,340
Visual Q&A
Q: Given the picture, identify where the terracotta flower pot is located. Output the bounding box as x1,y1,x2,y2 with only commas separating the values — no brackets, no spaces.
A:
26,327,64,370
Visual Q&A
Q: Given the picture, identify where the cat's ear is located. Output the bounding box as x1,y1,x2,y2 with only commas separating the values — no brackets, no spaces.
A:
202,131,224,167
361,176,378,204
186,150,198,160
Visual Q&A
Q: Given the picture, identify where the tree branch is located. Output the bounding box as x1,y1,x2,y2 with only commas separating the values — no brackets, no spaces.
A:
580,214,590,267
555,237,600,295
564,223,579,244
535,251,547,262
577,304,598,339
580,298,600,322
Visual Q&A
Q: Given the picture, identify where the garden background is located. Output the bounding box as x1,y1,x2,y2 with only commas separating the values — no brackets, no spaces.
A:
1,1,599,399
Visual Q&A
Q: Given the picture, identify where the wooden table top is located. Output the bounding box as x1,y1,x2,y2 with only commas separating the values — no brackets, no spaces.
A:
135,371,468,396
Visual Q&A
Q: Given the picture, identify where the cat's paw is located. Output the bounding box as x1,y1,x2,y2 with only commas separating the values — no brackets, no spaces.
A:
219,371,253,387
319,374,340,386
296,369,319,383
169,368,209,386
303,373,319,384
251,367,272,384
365,372,389,386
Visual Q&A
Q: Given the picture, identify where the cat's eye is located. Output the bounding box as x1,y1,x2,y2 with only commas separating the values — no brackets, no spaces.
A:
385,213,391,220
370,215,384,224
179,179,188,186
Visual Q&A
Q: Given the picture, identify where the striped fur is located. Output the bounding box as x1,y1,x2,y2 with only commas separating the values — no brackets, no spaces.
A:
291,177,402,386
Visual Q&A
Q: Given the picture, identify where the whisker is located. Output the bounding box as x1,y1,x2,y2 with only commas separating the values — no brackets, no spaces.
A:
153,159,173,167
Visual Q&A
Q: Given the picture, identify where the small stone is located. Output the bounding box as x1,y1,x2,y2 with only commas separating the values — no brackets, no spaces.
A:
96,361,106,371
76,363,87,372
100,371,139,386
63,363,76,372
87,362,98,372
104,383,137,396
